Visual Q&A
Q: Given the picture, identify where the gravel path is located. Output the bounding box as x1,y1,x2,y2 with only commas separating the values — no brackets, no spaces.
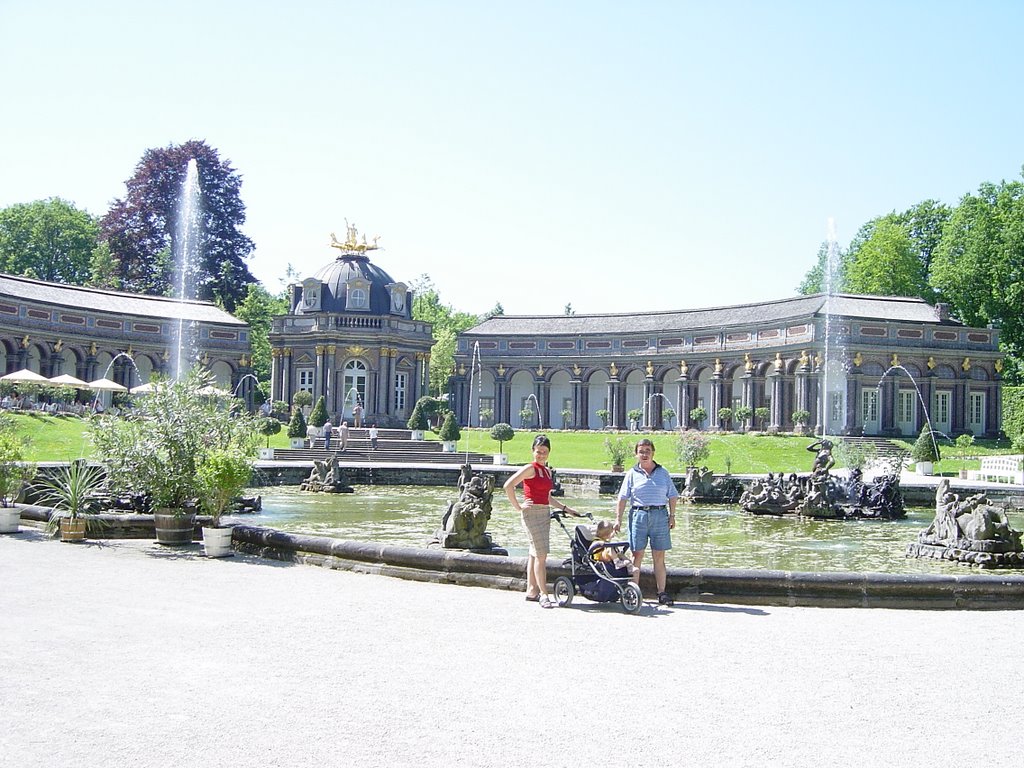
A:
2,530,1021,768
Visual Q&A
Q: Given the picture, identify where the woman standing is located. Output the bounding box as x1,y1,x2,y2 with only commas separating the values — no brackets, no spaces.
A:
504,434,577,608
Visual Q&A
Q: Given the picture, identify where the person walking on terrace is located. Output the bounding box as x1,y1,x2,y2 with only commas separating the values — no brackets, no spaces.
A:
503,434,579,609
368,423,378,451
614,438,678,606
338,420,349,452
323,418,333,450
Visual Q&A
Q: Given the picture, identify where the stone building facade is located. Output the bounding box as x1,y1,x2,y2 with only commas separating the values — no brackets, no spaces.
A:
451,294,1004,438
268,231,433,425
0,273,253,394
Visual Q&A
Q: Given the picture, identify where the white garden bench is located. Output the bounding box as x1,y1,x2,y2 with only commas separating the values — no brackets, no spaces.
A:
969,455,1024,484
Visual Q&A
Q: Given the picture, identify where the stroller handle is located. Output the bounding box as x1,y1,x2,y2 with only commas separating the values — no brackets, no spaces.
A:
549,509,592,521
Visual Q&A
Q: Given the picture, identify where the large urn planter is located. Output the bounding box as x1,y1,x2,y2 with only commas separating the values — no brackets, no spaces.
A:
202,525,234,558
153,510,196,546
0,506,21,533
60,517,87,542
493,454,508,465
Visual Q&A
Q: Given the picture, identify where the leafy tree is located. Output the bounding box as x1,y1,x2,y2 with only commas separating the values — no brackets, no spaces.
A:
487,302,505,317
309,396,328,428
407,399,429,431
87,241,121,289
931,174,1024,384
257,416,282,448
843,216,928,298
689,406,708,427
754,406,771,430
675,430,710,467
896,199,951,296
798,240,847,295
0,198,99,284
100,139,256,310
410,274,479,396
233,283,288,383
292,390,313,409
718,407,734,429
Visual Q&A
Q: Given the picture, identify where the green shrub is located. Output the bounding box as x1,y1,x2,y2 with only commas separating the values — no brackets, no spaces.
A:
1003,386,1024,441
604,437,631,467
689,407,708,426
438,412,461,442
676,429,710,467
309,396,328,427
754,407,770,430
791,409,811,426
407,399,429,431
257,416,282,447
292,390,313,409
911,424,941,463
287,407,307,439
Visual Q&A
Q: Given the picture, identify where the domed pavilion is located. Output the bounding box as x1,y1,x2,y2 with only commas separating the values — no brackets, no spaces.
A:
268,226,433,425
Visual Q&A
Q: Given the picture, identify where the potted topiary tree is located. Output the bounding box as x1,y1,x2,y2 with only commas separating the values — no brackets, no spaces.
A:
754,406,771,432
662,407,676,429
489,422,515,464
596,409,610,429
604,437,631,472
955,433,975,479
718,407,734,432
257,416,282,459
518,407,535,429
689,406,708,429
287,407,308,448
292,390,313,418
407,398,429,441
734,405,753,432
197,448,253,558
791,409,811,436
627,408,643,431
438,412,461,452
560,408,573,430
36,460,106,543
912,423,941,475
309,396,328,430
478,407,494,428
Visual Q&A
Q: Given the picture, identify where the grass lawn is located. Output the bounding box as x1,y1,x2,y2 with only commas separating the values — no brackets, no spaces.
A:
8,412,95,462
9,412,1018,477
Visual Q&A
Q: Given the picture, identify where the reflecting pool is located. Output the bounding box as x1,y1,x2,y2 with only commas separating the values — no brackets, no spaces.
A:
238,485,1024,575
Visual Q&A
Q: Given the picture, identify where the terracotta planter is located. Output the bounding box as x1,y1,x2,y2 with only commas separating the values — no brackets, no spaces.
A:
60,517,87,542
153,509,196,546
202,525,234,558
0,507,20,534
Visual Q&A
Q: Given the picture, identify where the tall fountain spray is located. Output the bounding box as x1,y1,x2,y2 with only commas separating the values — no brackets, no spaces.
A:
172,158,202,380
820,218,841,434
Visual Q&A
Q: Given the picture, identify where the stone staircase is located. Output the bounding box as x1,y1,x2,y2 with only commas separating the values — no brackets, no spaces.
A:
271,427,494,465
837,435,907,458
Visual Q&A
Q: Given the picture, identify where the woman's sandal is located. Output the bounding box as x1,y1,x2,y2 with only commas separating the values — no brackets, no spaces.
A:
524,594,540,602
538,595,555,609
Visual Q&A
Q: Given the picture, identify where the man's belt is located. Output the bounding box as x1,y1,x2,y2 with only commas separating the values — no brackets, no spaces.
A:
632,504,667,511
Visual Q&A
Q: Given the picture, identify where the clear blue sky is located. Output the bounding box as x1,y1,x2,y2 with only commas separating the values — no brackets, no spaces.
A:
1,1,1021,316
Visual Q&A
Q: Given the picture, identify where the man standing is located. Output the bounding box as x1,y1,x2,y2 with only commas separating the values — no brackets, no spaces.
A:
323,418,333,450
368,423,379,451
352,402,363,428
338,420,349,452
614,438,678,606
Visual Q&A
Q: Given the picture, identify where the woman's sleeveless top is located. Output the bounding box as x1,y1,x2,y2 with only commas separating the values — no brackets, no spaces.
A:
523,462,553,505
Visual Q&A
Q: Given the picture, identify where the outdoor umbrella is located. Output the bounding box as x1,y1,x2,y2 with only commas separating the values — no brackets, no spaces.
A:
87,377,128,392
197,385,230,396
48,373,90,389
129,381,157,394
1,368,50,383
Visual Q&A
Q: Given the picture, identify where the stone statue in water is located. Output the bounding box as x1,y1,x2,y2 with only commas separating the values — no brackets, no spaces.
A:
434,464,507,555
300,454,354,493
907,479,1023,568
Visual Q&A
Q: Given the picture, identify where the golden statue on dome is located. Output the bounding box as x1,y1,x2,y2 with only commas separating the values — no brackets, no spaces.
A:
330,220,380,255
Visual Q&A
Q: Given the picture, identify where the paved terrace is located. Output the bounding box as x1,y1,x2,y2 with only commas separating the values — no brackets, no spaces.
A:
2,530,1022,768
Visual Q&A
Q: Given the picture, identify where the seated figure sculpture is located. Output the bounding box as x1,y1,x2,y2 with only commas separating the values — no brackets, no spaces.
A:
436,464,505,553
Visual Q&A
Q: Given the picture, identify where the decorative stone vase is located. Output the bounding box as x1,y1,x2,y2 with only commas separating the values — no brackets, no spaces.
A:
493,454,508,465
410,430,425,441
153,509,196,546
289,438,306,449
916,461,934,476
60,517,86,542
0,507,21,534
202,525,234,558
442,441,457,453
258,447,275,460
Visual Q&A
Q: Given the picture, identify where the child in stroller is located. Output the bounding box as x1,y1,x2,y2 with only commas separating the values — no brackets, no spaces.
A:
551,511,643,614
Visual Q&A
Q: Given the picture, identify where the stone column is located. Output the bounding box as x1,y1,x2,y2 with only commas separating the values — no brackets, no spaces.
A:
281,348,293,405
326,346,337,417
988,379,1001,438
314,345,326,402
880,376,896,435
535,376,548,429
270,348,282,403
845,374,860,435
641,376,654,429
570,377,583,429
952,378,967,434
676,376,690,429
380,347,392,415
768,372,783,432
606,377,620,429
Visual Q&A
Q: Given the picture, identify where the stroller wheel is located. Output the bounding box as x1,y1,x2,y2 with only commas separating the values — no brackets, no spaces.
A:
554,576,574,607
621,582,643,614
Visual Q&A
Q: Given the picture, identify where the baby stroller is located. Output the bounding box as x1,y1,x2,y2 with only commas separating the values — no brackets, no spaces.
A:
550,510,643,614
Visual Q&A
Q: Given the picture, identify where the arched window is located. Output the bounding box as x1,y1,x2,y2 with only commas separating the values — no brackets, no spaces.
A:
349,288,368,309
